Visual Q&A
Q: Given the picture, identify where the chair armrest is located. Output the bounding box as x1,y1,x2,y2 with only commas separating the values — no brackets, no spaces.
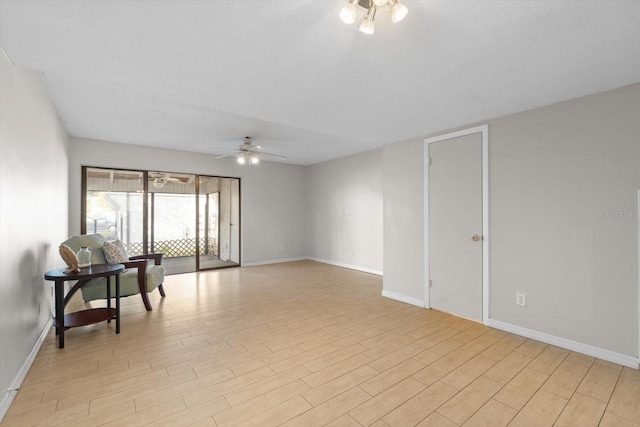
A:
129,253,163,265
122,259,148,288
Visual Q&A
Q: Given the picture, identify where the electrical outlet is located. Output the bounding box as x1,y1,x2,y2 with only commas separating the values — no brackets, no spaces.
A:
516,293,526,307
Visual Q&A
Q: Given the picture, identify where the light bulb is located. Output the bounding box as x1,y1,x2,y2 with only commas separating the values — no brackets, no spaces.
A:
390,1,408,23
237,156,246,165
250,155,260,165
359,18,374,34
359,6,376,35
339,0,358,24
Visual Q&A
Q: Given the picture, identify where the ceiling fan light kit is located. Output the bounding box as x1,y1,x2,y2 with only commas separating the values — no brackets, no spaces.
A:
237,153,260,165
214,137,287,166
340,0,408,34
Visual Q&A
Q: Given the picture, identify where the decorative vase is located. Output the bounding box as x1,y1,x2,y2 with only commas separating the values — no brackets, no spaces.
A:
77,247,91,268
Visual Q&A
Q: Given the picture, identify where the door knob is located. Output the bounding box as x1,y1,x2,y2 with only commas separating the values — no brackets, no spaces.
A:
472,234,481,241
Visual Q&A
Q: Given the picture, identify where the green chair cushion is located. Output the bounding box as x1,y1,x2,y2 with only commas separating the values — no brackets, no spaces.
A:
80,264,165,301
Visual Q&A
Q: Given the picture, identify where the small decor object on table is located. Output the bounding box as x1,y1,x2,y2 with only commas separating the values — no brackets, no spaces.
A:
59,244,80,273
77,246,92,268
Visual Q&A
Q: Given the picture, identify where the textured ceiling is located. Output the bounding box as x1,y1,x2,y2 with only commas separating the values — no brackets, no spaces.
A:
1,0,639,165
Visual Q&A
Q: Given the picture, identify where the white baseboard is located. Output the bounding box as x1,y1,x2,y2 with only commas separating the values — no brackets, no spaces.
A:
487,319,640,370
381,289,425,308
241,257,308,267
0,317,52,423
308,257,383,276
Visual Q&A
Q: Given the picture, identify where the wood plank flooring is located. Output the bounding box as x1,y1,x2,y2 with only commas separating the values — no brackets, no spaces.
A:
3,261,639,426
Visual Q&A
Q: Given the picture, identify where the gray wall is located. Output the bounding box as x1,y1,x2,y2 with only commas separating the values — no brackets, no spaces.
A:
307,149,383,274
489,84,639,357
68,138,308,265
383,83,640,358
0,55,69,415
382,140,425,304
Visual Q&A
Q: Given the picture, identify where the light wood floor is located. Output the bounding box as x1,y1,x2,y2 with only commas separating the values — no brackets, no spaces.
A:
163,256,239,275
3,261,639,426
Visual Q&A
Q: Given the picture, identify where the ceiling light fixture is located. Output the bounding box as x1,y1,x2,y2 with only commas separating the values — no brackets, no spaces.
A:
339,0,408,34
237,153,260,165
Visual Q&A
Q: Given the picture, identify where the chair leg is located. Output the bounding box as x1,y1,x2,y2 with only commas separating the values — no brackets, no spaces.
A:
141,292,153,311
158,284,166,297
135,268,152,310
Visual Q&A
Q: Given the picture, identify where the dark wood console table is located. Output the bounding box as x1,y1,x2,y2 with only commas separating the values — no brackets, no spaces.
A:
44,264,124,348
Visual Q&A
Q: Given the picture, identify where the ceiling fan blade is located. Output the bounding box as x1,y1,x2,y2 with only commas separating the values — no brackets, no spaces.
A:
214,150,242,160
212,138,286,161
257,151,287,159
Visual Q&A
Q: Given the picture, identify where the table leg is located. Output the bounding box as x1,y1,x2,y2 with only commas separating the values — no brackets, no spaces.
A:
55,279,64,349
106,275,111,323
116,273,120,334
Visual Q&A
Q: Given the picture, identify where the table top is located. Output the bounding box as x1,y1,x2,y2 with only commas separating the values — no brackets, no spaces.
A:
45,264,125,281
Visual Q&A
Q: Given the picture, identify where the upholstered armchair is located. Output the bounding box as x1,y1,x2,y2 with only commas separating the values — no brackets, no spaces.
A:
61,234,166,311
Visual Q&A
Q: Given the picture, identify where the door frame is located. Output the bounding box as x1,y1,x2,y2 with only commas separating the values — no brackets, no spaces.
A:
196,176,241,271
423,125,489,324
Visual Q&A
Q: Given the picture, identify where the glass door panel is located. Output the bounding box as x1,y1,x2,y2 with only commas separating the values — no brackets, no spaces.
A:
84,167,144,255
148,171,196,275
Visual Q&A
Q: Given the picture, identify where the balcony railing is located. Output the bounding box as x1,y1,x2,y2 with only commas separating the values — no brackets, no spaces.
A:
126,237,218,258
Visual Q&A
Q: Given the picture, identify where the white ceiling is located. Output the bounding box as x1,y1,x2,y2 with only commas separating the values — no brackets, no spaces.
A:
1,0,639,165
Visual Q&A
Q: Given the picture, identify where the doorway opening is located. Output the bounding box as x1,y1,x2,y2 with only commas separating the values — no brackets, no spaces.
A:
82,167,240,275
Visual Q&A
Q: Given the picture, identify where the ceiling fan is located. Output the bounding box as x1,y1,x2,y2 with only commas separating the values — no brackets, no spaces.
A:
215,137,287,165
149,172,185,188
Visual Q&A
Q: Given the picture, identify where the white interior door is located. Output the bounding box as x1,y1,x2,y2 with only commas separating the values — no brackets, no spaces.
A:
428,132,483,321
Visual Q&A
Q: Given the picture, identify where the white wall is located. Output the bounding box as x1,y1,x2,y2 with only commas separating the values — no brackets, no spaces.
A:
382,139,425,305
489,84,640,358
68,138,308,265
382,84,640,362
0,54,69,417
307,149,383,274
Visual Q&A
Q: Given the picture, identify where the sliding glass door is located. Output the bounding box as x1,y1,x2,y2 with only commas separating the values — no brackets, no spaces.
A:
82,167,240,275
